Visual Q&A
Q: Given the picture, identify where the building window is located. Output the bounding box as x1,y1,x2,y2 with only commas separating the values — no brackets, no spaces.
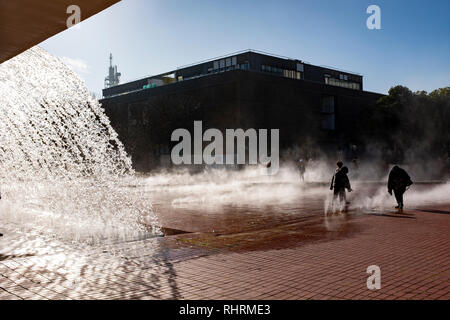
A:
261,64,301,80
239,62,249,70
321,96,335,131
324,75,360,90
211,56,237,73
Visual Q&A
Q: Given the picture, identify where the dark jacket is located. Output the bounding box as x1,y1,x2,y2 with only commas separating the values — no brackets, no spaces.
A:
388,166,413,192
331,167,351,191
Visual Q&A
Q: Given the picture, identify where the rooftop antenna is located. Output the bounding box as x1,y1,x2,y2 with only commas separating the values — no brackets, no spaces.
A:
104,53,121,88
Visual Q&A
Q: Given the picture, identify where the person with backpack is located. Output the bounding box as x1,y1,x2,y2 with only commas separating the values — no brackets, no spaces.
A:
330,161,353,205
388,165,413,210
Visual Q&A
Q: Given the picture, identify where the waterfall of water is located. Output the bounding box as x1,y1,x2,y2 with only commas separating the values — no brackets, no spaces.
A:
0,46,159,244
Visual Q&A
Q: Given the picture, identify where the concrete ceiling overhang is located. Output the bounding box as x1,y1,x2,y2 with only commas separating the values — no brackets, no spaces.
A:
0,0,120,64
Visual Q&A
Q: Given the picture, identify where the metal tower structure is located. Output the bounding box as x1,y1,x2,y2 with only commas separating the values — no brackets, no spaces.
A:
104,53,121,88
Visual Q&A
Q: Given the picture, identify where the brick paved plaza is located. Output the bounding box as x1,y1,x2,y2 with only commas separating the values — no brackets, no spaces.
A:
0,203,448,300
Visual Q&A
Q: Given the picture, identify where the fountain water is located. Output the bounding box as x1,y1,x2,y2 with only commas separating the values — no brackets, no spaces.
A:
0,46,160,244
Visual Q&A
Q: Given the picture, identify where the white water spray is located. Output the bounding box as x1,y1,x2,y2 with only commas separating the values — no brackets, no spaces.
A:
0,47,159,243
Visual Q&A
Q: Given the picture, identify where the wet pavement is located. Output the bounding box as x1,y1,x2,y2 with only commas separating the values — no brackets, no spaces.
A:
0,179,449,300
150,181,444,251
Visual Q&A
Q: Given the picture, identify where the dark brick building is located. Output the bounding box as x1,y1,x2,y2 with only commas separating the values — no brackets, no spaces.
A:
100,50,383,171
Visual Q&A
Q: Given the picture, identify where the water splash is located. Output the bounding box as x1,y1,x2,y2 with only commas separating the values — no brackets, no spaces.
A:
0,46,160,244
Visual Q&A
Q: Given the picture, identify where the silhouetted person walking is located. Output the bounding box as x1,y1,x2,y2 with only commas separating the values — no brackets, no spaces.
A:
297,158,306,181
388,165,413,210
330,162,352,205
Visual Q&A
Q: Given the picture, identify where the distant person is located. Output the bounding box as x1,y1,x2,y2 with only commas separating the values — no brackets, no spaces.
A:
351,157,360,179
330,162,353,205
351,157,359,170
297,158,306,181
388,165,413,210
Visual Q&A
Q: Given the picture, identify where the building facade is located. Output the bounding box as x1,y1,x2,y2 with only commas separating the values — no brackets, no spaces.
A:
100,51,382,171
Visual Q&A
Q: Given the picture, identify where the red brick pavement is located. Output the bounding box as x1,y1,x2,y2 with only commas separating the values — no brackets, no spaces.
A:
0,208,449,300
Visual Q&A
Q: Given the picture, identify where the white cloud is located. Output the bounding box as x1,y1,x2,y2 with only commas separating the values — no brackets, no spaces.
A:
60,56,90,74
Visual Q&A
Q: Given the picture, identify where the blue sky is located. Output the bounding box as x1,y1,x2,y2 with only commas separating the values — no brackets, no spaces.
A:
41,0,450,97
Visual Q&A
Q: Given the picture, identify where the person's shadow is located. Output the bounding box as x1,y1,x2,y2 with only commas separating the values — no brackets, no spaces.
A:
366,210,416,219
416,209,450,215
